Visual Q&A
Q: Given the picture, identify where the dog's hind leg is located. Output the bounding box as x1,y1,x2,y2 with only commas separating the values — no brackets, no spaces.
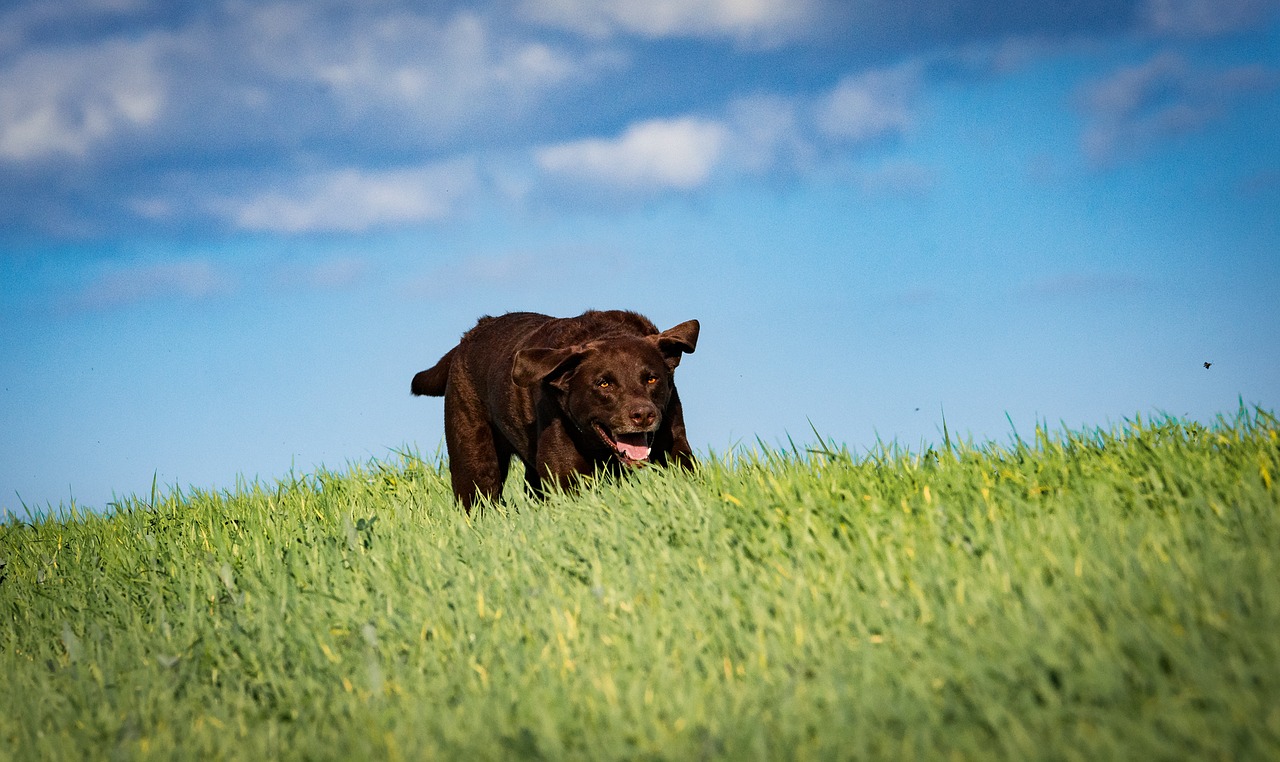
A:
444,387,506,512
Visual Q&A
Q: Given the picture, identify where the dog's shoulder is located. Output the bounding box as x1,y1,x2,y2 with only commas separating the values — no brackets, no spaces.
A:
453,312,553,352
461,312,549,339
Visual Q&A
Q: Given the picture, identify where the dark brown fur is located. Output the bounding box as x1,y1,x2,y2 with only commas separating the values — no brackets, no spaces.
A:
412,310,699,511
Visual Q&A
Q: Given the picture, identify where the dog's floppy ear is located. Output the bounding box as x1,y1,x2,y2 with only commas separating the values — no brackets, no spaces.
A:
512,346,586,389
651,319,699,369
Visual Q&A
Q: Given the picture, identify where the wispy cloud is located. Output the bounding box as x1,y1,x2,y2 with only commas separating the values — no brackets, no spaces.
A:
63,258,234,311
720,94,813,174
401,247,624,299
235,8,612,142
274,257,370,290
856,160,938,198
519,0,819,45
215,161,479,234
1143,0,1280,37
814,63,922,144
1022,272,1147,298
0,0,155,56
1239,167,1280,195
1079,52,1279,164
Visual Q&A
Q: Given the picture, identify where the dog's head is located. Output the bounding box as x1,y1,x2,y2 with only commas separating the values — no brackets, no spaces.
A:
512,320,699,465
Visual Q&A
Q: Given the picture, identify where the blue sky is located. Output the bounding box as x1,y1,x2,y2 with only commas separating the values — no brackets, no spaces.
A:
2,0,1279,517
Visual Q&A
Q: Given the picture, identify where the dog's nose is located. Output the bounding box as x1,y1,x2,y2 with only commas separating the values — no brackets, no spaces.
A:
629,405,657,428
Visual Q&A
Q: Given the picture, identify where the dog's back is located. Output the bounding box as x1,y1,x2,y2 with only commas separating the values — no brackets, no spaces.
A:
411,312,551,397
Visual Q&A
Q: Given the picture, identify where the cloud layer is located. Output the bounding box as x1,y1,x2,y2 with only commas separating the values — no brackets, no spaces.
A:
0,0,1276,240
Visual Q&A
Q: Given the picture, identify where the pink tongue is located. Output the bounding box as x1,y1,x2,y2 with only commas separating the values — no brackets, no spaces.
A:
615,434,651,461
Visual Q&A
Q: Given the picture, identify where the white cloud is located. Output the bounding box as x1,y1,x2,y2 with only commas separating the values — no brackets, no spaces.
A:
520,0,818,44
67,258,233,311
220,160,478,234
535,117,728,190
815,63,922,143
0,35,166,161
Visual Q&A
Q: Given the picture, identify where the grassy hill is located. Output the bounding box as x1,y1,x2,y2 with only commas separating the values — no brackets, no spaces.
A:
2,410,1278,760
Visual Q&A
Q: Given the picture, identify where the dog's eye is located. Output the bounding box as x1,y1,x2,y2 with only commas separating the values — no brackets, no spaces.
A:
597,379,611,389
645,375,658,385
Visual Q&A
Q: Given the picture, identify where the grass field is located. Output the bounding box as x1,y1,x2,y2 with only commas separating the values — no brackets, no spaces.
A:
2,409,1278,760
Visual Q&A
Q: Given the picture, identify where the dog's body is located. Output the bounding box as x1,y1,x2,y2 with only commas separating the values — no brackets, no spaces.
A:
412,310,699,510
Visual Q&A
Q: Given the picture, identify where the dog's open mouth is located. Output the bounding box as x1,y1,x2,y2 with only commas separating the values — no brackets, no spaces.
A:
593,423,653,464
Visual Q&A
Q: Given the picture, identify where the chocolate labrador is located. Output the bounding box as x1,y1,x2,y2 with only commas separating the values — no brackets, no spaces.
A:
412,310,699,511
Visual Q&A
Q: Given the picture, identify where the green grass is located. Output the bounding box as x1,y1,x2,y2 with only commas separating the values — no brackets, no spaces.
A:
3,409,1279,760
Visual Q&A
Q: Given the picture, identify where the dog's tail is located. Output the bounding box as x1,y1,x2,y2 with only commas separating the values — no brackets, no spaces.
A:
411,347,455,397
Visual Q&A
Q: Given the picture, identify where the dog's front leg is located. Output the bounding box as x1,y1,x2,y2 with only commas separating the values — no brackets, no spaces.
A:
653,388,696,470
532,420,592,497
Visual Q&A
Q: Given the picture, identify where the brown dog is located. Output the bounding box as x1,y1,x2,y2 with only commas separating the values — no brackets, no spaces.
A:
412,310,699,511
